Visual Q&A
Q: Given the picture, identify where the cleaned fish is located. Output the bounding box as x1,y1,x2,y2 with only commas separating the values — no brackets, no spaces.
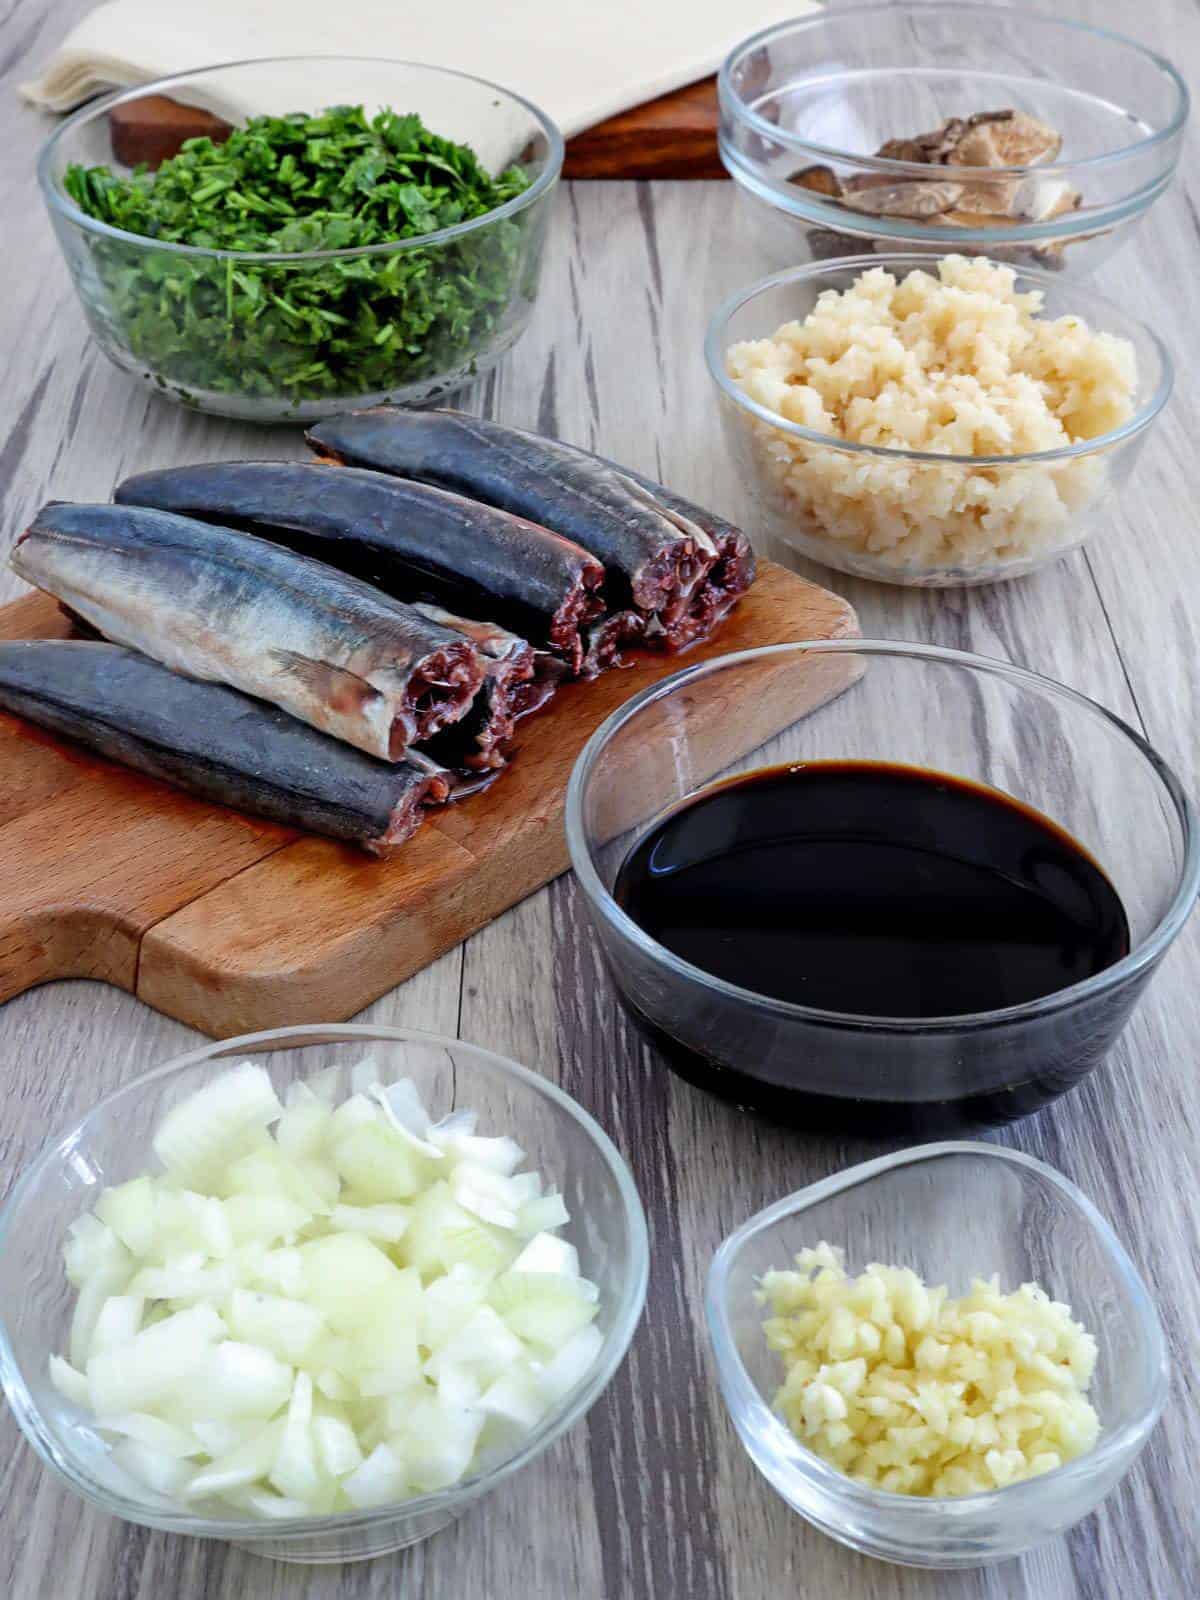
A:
11,503,485,762
62,599,532,788
115,460,605,676
0,641,447,855
412,605,544,771
304,409,722,650
585,453,757,646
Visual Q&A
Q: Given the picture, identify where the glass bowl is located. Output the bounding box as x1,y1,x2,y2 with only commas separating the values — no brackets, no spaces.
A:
719,4,1189,276
0,1025,648,1564
705,256,1172,587
705,1142,1169,1567
565,640,1198,1135
37,58,563,422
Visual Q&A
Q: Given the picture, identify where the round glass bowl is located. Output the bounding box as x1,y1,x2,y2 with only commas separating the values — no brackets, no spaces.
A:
706,1143,1169,1567
565,640,1199,1135
719,4,1189,275
37,58,563,422
0,1025,648,1564
705,256,1172,587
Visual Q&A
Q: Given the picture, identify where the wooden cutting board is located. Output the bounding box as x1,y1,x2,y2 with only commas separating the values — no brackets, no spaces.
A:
108,79,725,180
0,568,856,1038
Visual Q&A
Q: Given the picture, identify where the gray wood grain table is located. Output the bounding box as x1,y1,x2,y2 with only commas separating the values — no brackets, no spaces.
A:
1,1,1197,1595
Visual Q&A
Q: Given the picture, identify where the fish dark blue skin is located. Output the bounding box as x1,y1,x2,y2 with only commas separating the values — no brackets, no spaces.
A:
0,641,448,854
115,460,606,676
304,409,729,649
11,502,486,762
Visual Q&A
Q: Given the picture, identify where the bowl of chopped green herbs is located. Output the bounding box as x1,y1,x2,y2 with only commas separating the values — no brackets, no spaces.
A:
38,58,563,421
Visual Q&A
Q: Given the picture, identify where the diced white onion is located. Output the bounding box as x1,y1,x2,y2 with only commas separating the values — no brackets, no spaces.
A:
429,1109,478,1145
478,1369,547,1432
152,1062,283,1189
269,1372,322,1502
517,1193,571,1237
512,1233,581,1279
198,1342,294,1419
69,1255,132,1369
95,1178,157,1259
441,1134,524,1176
228,1486,314,1520
96,1411,202,1459
86,1303,224,1415
329,1203,410,1243
49,1354,90,1407
533,1326,606,1405
52,1064,605,1524
112,1438,195,1498
369,1081,444,1160
342,1442,406,1509
228,1289,325,1364
186,1421,283,1499
190,1419,247,1458
313,1415,364,1479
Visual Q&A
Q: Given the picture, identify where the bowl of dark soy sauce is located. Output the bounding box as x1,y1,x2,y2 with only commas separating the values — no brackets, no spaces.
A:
566,641,1198,1134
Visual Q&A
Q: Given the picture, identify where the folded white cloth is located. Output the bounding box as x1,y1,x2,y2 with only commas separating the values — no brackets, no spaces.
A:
21,0,817,138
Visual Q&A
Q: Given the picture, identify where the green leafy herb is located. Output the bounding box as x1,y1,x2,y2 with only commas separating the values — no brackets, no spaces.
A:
63,105,537,405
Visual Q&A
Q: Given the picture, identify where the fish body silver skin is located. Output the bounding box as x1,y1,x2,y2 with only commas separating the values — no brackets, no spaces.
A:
12,502,484,761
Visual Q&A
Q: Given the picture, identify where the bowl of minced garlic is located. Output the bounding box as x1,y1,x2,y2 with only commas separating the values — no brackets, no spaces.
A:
708,1144,1167,1566
759,1242,1100,1498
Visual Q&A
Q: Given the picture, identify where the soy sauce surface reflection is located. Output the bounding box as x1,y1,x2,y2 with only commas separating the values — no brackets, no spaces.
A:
614,761,1130,1020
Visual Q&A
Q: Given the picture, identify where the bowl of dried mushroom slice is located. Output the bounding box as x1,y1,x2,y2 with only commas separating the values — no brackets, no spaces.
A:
719,3,1188,276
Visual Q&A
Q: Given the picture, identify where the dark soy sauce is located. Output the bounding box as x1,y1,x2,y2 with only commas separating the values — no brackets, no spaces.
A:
613,762,1132,1132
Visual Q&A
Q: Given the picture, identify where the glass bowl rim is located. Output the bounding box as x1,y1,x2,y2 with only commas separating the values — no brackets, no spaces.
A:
564,637,1200,1033
0,1022,649,1541
705,1139,1170,1516
704,254,1174,466
36,55,565,265
718,2,1191,182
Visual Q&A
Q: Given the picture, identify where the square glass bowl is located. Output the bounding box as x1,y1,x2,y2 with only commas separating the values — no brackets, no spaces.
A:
705,1143,1167,1568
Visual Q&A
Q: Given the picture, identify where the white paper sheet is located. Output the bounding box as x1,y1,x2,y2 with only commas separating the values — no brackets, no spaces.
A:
21,0,819,139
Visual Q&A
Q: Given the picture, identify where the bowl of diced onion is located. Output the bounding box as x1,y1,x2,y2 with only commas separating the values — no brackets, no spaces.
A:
0,1025,648,1564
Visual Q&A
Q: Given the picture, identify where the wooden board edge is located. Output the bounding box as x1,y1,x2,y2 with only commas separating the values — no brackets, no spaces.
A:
134,826,476,1037
0,904,140,1004
563,78,723,181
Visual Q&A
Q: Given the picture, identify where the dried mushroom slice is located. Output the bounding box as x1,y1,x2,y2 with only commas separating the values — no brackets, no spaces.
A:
952,177,1023,217
790,108,1073,231
874,137,927,164
942,209,1019,230
877,118,968,166
952,111,1062,169
840,178,964,219
789,164,844,199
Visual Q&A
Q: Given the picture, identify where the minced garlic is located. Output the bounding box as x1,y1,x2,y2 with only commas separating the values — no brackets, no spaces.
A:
759,1242,1100,1497
725,255,1138,575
